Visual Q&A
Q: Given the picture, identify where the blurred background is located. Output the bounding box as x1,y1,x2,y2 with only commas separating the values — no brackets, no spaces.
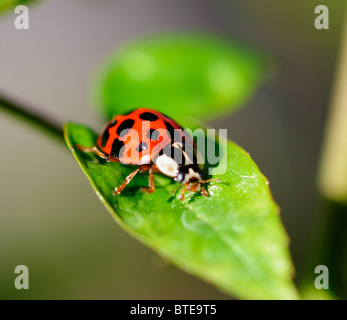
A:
0,0,345,299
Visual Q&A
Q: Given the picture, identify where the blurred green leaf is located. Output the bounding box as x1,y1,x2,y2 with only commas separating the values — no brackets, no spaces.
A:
65,122,297,299
94,34,271,121
0,0,35,14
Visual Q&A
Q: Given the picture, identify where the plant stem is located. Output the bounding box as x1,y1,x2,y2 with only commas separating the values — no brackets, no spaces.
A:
318,6,347,202
301,5,347,300
0,92,64,142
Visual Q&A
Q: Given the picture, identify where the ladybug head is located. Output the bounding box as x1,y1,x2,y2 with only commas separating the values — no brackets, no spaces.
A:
155,154,202,184
176,164,213,201
175,164,202,184
154,154,218,201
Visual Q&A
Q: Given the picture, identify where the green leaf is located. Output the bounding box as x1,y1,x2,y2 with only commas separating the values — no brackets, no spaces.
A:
64,122,298,300
0,0,36,14
94,34,271,121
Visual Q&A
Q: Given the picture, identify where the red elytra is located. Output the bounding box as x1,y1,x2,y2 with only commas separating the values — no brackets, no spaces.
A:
97,108,188,165
76,108,218,200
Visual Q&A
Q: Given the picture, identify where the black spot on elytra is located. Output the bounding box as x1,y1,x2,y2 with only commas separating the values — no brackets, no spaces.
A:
117,119,135,138
101,120,117,147
101,130,110,147
111,139,125,158
108,119,117,127
139,112,159,121
165,121,176,139
136,142,148,153
147,129,160,141
158,145,173,157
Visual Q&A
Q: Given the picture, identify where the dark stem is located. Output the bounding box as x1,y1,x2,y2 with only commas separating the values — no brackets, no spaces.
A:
0,92,64,142
300,198,347,299
300,6,347,300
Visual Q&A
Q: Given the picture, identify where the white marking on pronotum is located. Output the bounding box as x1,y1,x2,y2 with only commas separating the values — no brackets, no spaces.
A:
155,154,178,177
172,142,183,149
173,141,193,165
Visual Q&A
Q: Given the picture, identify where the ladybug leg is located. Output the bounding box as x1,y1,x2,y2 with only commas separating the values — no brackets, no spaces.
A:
75,145,110,161
141,166,155,194
200,184,209,197
179,185,189,201
114,167,142,196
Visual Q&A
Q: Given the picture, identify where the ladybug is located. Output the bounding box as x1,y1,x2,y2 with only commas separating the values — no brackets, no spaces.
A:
77,108,218,200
